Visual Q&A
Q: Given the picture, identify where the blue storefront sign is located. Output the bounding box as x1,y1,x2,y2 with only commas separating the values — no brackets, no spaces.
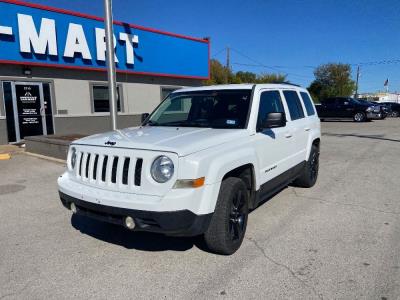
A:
0,0,210,79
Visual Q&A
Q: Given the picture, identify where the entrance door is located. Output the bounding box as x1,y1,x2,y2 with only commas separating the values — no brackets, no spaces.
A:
12,82,47,141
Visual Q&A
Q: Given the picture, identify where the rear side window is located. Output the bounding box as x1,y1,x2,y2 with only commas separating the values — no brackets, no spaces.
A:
283,90,305,121
300,92,316,116
257,91,285,128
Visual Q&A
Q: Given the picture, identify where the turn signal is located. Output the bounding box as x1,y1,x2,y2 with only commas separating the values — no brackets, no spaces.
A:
173,177,205,189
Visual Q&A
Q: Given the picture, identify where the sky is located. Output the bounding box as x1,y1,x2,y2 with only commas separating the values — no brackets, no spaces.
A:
26,0,400,93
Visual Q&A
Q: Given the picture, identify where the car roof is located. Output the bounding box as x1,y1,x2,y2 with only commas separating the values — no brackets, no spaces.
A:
175,83,307,93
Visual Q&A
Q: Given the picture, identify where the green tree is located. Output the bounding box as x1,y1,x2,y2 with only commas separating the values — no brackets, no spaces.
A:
204,59,233,85
205,59,287,85
308,63,355,101
256,73,287,84
235,71,257,83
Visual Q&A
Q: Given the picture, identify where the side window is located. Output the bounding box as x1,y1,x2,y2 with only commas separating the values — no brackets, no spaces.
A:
283,90,305,121
257,90,285,128
300,92,316,116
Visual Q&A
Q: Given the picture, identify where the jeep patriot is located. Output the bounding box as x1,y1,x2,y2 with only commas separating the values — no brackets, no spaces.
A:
58,84,321,255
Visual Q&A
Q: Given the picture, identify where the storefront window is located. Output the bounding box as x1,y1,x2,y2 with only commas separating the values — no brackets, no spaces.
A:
92,85,122,113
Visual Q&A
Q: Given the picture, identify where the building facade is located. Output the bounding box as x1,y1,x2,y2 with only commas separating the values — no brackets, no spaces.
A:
0,0,210,144
358,92,400,103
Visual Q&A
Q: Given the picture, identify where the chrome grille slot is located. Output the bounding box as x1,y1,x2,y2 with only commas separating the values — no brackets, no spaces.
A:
111,157,118,184
134,158,143,186
78,152,84,177
92,155,99,180
101,156,108,182
122,157,130,185
85,153,91,179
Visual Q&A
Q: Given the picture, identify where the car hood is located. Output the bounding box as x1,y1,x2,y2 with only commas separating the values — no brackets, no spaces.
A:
73,126,250,156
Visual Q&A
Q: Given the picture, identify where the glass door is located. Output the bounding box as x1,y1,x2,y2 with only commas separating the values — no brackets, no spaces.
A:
11,82,47,141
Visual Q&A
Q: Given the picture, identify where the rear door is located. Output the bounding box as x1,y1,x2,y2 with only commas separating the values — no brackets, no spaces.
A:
282,90,308,166
336,98,354,117
323,98,337,117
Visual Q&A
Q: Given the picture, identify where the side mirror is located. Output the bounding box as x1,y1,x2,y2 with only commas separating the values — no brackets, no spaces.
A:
141,113,150,123
262,112,286,129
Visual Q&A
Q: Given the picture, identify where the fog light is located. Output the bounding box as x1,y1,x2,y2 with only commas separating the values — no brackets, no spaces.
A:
125,216,135,230
70,203,77,214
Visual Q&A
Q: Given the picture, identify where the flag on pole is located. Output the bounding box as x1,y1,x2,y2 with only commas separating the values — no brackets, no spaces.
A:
384,78,389,86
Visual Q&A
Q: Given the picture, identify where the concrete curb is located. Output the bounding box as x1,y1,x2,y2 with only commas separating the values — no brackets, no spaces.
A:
21,151,66,164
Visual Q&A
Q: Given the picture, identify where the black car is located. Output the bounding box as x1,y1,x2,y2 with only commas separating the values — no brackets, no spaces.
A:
381,102,400,117
316,97,381,122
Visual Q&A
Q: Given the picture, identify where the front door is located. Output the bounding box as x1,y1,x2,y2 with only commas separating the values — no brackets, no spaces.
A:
12,82,47,141
253,90,294,188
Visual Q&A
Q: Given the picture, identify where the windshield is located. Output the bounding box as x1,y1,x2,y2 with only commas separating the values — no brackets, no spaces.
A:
145,89,252,129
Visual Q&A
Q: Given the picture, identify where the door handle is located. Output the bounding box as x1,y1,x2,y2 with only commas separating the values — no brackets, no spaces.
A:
304,127,311,131
285,133,293,138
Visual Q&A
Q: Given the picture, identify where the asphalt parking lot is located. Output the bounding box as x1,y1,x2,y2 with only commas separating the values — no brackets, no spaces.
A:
1,119,400,299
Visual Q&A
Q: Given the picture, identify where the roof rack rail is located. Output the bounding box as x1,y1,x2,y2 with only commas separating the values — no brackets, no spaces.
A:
280,82,300,87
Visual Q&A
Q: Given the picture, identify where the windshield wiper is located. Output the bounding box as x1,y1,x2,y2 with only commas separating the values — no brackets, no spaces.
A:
145,120,159,126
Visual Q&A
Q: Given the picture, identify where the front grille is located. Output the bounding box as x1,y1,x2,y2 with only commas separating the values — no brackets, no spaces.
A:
73,150,143,188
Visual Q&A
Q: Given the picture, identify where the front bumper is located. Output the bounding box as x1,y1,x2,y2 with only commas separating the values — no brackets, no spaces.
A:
366,112,382,120
60,192,212,236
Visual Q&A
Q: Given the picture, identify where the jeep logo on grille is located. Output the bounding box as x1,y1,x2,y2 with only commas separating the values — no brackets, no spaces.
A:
105,141,116,146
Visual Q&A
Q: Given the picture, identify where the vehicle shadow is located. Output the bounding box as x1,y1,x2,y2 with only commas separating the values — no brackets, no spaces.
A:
71,214,208,252
321,119,365,123
322,132,400,143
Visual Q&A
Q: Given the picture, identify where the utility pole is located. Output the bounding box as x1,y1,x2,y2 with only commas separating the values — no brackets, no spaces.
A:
354,65,360,99
225,47,230,83
104,0,118,130
226,47,230,70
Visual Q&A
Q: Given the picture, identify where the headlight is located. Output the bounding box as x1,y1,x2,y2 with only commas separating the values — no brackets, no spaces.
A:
150,156,174,183
69,147,77,170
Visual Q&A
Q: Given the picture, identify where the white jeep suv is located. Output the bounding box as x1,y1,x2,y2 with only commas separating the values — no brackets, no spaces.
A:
58,84,321,255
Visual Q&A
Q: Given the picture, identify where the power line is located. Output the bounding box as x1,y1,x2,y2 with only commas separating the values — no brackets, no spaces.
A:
211,47,226,58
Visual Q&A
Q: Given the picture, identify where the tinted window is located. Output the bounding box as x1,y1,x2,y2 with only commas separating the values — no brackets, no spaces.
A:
300,92,316,116
283,90,305,120
257,91,285,128
92,85,121,113
324,98,336,105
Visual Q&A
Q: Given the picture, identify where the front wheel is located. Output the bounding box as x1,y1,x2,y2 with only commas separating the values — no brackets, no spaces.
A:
353,112,366,122
203,177,249,255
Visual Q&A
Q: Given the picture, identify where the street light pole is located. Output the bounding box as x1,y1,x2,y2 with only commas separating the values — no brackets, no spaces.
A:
103,0,117,130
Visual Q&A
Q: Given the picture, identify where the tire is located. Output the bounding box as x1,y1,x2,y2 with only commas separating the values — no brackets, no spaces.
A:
353,112,366,122
203,177,249,255
392,111,399,118
293,144,320,188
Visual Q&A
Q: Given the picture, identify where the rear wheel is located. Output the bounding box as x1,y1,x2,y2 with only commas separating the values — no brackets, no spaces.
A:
353,112,366,122
204,177,248,255
293,144,319,188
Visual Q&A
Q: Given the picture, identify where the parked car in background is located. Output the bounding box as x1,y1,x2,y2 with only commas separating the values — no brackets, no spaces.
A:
362,100,390,119
316,97,381,122
381,102,400,117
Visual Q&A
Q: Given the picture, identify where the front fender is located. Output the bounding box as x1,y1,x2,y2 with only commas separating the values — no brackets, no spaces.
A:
178,142,259,213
